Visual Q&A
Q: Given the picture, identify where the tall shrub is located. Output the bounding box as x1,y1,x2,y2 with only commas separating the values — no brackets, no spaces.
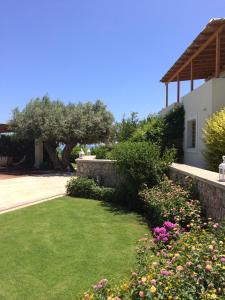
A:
203,107,225,171
109,141,175,207
131,115,166,146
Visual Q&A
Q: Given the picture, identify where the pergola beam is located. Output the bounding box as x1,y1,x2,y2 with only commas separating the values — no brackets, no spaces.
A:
166,24,225,83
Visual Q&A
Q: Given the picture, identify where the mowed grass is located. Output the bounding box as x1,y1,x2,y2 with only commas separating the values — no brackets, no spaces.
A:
0,197,148,299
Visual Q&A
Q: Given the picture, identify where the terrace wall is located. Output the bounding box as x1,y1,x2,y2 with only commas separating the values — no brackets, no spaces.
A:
76,158,119,187
169,163,225,221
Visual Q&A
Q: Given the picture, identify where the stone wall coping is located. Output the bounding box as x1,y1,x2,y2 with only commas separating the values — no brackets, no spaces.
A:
76,158,116,163
170,163,225,191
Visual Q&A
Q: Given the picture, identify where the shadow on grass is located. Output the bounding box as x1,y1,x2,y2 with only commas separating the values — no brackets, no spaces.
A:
99,200,150,228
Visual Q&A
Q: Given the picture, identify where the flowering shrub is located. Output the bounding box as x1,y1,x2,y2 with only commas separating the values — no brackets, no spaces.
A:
139,176,202,227
84,222,225,299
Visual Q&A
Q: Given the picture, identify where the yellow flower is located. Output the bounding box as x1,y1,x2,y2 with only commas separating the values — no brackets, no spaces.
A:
176,265,184,271
147,274,152,280
141,276,147,283
121,283,128,290
149,286,157,293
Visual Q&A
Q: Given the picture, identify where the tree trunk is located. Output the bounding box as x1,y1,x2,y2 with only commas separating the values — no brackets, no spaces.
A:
61,143,76,170
44,142,63,170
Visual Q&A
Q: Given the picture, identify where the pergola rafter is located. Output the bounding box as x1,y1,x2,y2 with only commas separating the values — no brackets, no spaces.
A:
161,19,225,107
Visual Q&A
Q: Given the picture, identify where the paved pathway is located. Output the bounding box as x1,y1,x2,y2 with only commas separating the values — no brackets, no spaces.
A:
0,174,72,214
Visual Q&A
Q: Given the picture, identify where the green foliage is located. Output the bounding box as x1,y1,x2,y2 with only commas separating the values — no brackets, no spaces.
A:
116,112,139,142
119,105,184,162
164,104,185,162
139,176,202,227
66,177,116,202
91,145,112,159
108,141,175,207
203,107,225,171
131,115,166,145
11,96,114,169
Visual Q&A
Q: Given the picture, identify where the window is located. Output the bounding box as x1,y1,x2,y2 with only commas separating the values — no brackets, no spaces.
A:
187,119,196,149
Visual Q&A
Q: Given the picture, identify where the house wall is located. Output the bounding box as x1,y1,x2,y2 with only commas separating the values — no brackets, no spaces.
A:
182,78,225,168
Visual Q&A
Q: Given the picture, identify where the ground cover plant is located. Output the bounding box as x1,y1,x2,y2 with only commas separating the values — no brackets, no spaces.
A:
0,197,148,299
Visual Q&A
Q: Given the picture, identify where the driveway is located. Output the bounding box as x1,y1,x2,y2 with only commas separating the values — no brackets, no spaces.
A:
0,174,72,213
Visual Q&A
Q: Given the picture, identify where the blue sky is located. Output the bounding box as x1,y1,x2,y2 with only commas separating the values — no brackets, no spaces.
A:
0,0,224,122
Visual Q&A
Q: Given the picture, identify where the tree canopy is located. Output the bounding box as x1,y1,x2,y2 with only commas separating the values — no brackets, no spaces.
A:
11,96,114,169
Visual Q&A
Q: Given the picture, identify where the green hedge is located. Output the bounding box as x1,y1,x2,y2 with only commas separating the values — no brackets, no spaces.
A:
66,177,116,202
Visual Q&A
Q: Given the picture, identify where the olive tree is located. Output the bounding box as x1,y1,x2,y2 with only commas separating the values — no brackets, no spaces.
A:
11,96,114,169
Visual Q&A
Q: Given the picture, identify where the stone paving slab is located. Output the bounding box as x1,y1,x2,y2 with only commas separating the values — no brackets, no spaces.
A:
0,174,72,213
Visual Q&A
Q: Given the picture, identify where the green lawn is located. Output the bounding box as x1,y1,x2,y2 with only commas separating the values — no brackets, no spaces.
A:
0,197,148,299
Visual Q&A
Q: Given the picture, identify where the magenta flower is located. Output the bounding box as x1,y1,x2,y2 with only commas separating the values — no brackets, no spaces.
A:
154,227,167,234
164,221,176,230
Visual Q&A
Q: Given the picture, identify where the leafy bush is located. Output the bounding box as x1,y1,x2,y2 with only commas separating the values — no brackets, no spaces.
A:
115,112,139,142
131,116,166,146
108,141,175,207
91,145,112,159
66,176,116,201
203,107,225,171
66,177,95,198
139,176,202,227
84,222,225,300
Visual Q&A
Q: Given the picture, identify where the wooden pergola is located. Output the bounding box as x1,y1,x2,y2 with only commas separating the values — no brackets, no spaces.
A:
161,19,225,107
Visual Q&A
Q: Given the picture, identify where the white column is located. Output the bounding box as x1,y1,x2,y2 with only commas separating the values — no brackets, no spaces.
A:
34,138,43,168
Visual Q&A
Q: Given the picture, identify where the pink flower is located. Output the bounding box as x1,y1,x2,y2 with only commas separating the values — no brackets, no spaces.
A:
205,265,212,272
220,257,225,262
160,270,172,276
213,223,220,228
139,291,145,298
150,279,157,286
115,297,121,300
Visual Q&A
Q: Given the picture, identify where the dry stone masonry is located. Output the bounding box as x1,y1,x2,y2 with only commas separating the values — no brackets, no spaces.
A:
76,158,119,187
169,163,225,221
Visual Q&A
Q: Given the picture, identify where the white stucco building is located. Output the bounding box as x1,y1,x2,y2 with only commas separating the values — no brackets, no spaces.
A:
160,19,225,169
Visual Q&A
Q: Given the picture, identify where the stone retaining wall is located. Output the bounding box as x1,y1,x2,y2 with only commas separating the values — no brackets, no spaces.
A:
169,163,225,221
76,158,119,187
